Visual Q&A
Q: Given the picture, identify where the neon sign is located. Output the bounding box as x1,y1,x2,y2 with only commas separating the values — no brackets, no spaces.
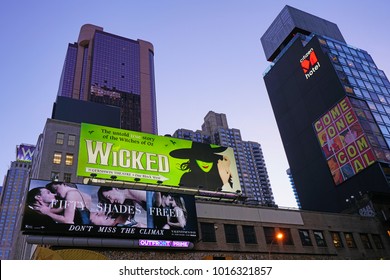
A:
139,239,190,248
16,144,35,162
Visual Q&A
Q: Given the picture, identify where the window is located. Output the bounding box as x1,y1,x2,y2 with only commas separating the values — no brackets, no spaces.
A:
279,228,294,245
360,234,372,249
64,173,72,183
344,232,357,248
50,172,60,181
56,132,65,145
68,134,76,146
263,227,275,244
200,223,216,242
224,224,239,243
313,231,327,247
331,232,343,248
65,153,74,166
242,225,257,244
299,229,312,246
372,234,384,249
53,152,62,164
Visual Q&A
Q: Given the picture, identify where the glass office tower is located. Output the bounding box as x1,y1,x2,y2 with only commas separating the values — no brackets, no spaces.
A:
262,6,390,212
57,24,157,134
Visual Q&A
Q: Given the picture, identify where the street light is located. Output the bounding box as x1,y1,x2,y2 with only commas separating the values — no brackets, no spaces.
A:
268,231,284,260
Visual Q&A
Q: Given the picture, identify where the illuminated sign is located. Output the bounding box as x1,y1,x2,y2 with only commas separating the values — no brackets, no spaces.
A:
139,240,190,248
313,97,376,185
300,48,320,79
16,144,35,162
77,123,241,193
21,179,198,241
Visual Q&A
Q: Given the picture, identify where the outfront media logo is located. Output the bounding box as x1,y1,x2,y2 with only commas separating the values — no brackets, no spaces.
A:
300,48,320,79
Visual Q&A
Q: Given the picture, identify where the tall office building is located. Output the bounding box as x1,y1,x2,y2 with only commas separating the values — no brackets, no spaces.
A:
173,111,275,206
0,144,35,259
56,24,157,134
286,168,301,209
262,6,390,212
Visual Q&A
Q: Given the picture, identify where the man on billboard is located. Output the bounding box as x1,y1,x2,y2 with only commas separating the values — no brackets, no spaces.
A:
28,182,92,225
89,210,139,227
96,186,148,227
25,187,59,226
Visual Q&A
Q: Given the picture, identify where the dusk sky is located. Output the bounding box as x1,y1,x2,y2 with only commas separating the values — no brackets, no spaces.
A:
1,0,389,207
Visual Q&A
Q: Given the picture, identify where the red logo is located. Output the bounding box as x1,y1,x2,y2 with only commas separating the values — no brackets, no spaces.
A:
301,51,318,73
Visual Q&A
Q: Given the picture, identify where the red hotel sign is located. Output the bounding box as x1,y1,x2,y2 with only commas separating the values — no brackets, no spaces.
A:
313,97,376,185
300,48,320,79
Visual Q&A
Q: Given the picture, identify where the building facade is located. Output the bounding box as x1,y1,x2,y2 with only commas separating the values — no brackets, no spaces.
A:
57,24,157,134
173,111,275,206
262,6,390,212
29,200,390,260
31,119,81,183
0,144,35,259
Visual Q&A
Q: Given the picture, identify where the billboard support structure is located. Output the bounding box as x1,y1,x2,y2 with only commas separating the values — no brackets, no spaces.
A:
82,176,244,203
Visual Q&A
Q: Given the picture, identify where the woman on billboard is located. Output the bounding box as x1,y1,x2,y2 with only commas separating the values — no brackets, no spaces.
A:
152,192,187,230
97,186,149,227
89,210,140,227
166,194,188,230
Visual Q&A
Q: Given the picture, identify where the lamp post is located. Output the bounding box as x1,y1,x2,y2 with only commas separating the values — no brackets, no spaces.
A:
268,232,284,260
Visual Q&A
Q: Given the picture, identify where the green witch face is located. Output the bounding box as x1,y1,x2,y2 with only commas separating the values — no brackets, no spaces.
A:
195,160,213,173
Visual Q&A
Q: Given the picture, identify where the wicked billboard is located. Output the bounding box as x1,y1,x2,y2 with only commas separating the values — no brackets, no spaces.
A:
77,123,241,193
21,179,198,240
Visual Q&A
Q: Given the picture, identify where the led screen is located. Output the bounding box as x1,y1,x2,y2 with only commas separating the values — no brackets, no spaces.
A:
313,97,376,185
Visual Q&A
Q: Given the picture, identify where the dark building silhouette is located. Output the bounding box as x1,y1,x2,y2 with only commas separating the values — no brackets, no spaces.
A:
262,6,390,212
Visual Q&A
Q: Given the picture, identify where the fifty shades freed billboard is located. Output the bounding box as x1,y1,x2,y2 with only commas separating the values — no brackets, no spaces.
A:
21,179,198,240
77,123,241,193
313,97,376,185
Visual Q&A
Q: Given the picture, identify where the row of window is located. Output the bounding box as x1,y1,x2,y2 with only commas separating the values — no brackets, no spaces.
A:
50,171,72,183
92,33,140,93
56,133,76,146
321,36,390,164
12,162,30,169
321,38,379,75
53,152,74,166
199,223,384,250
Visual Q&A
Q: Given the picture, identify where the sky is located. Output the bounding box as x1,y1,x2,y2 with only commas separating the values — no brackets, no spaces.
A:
1,0,389,208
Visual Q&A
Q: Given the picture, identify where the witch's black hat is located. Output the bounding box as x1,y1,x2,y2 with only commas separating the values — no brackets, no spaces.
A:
170,142,227,161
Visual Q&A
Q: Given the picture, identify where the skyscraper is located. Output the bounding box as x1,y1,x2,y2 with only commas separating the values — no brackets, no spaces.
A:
286,168,301,209
56,24,157,134
0,144,35,259
173,111,275,206
262,6,390,212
